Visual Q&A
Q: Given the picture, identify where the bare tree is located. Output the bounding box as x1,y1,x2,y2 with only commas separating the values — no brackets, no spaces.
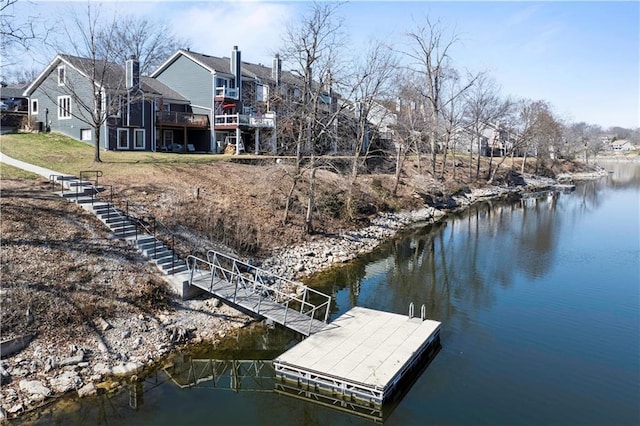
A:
6,67,40,85
439,69,467,180
404,16,476,177
462,73,511,181
564,121,602,164
390,72,429,195
491,99,559,181
39,3,125,163
107,16,190,76
1,0,51,78
345,40,397,218
280,1,346,232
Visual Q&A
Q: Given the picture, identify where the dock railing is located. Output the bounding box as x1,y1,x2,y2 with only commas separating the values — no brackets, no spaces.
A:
187,250,331,335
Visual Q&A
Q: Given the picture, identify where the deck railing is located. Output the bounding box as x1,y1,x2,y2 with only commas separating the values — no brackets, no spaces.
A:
214,113,275,128
156,111,209,127
186,250,331,335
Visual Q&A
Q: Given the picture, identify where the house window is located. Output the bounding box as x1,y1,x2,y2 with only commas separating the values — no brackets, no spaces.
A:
134,129,145,149
57,66,65,86
117,128,129,149
216,77,230,88
58,96,71,119
31,99,38,114
80,129,92,141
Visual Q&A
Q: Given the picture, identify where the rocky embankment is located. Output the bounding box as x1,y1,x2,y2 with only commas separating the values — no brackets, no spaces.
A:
260,172,598,280
0,297,251,420
0,168,606,421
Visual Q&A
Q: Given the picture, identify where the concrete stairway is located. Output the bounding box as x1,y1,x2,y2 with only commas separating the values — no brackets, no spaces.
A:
52,175,189,276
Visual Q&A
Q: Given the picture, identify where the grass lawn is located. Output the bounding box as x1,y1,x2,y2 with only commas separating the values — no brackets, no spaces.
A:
0,162,40,179
0,132,234,177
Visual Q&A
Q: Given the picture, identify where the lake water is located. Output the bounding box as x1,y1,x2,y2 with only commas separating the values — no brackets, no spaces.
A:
15,160,640,425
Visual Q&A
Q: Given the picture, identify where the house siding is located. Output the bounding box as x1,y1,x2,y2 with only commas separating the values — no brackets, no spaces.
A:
32,64,105,148
154,55,213,115
107,98,156,151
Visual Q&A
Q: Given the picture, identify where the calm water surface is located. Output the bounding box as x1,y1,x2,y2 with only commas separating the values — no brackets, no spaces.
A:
18,160,640,425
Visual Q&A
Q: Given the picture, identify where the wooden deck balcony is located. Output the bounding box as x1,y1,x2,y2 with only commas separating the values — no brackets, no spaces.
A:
156,111,209,128
214,112,275,129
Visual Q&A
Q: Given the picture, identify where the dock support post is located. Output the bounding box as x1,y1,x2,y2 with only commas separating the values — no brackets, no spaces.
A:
409,302,414,319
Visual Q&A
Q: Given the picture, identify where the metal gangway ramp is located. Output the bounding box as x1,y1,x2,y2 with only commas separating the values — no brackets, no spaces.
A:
187,250,331,336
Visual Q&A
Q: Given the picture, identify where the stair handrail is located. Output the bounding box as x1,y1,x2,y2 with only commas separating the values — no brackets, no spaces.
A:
187,253,328,334
111,198,182,274
79,170,103,187
71,174,182,275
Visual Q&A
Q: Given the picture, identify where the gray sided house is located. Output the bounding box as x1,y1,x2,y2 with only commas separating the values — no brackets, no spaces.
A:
23,54,193,152
152,47,290,154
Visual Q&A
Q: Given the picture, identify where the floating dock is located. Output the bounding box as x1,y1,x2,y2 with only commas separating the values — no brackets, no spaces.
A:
185,252,442,410
273,306,441,407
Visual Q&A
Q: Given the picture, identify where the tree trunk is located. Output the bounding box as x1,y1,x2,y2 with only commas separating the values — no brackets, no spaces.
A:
392,144,403,196
305,166,317,234
468,135,474,182
282,122,305,225
94,126,102,163
282,174,298,225
430,127,437,176
346,146,361,220
439,132,449,180
475,133,482,180
487,144,495,181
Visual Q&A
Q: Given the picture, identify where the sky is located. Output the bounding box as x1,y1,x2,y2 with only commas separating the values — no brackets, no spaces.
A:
7,1,640,129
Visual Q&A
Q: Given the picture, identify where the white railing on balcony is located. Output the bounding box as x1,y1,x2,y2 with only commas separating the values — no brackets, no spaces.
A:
214,112,275,128
215,87,239,100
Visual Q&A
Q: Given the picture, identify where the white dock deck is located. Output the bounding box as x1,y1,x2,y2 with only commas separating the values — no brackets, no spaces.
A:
274,306,441,405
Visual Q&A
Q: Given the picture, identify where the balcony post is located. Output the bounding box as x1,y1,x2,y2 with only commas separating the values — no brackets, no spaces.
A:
255,128,260,154
235,127,241,155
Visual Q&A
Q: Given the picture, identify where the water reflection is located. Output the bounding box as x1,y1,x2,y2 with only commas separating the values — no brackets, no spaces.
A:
310,159,640,327
161,340,441,425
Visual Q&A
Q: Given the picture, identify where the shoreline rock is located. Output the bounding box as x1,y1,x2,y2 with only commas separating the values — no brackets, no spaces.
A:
259,171,606,282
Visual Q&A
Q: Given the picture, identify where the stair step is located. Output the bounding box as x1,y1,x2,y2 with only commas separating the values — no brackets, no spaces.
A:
110,226,137,235
164,264,189,274
103,216,128,224
144,248,170,258
114,230,139,238
67,179,92,186
156,255,179,265
75,197,99,205
139,240,165,250
55,176,79,183
97,208,124,216
144,249,171,259
109,220,135,228
60,190,91,198
158,259,186,271
93,203,115,211
135,237,157,245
